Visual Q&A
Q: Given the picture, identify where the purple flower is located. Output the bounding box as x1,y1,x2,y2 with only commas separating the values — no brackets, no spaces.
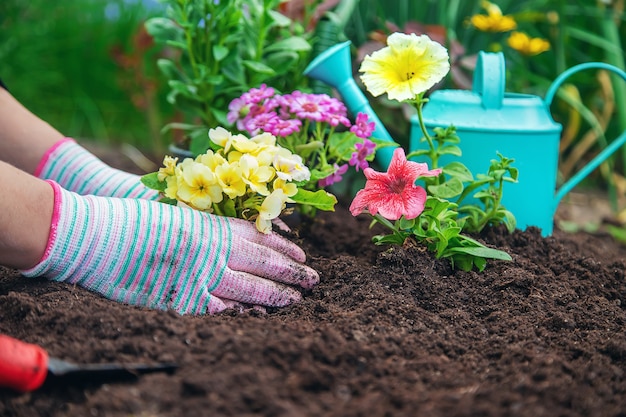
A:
243,83,275,104
267,117,302,137
324,112,351,128
227,97,248,130
245,112,279,135
318,163,349,187
289,93,327,122
349,139,376,171
350,113,376,139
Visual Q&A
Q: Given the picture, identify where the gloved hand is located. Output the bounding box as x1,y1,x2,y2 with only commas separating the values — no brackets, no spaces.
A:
35,138,159,200
20,181,319,315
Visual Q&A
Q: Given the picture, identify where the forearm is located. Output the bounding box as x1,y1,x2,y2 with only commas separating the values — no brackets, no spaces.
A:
0,88,63,173
0,161,53,269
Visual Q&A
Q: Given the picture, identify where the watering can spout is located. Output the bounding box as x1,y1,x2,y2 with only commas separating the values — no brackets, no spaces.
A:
304,41,396,166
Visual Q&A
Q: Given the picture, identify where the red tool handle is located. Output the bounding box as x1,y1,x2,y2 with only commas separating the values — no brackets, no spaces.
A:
0,334,49,392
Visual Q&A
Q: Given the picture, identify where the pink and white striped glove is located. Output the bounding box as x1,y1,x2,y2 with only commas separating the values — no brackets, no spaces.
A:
35,138,159,200
20,181,319,315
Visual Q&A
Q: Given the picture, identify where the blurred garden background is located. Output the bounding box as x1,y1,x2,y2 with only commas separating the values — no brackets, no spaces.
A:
1,0,624,204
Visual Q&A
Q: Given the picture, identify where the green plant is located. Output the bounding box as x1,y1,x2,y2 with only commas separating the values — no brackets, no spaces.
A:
145,0,315,151
350,32,514,272
0,0,168,149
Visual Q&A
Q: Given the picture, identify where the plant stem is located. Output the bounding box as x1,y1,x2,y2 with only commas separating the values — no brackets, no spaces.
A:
414,95,438,169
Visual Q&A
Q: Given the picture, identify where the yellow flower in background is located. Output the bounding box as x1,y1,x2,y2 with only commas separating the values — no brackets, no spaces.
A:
507,31,550,56
176,159,223,210
196,150,226,171
359,32,450,102
470,1,517,32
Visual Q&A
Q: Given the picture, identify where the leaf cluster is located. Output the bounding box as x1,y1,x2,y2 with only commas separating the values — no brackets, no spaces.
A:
145,0,313,146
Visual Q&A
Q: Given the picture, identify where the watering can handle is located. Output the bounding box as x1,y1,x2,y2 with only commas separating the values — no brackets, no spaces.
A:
547,63,626,206
472,51,505,110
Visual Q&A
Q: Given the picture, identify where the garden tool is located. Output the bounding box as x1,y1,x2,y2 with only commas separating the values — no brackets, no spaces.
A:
0,334,178,392
305,42,626,236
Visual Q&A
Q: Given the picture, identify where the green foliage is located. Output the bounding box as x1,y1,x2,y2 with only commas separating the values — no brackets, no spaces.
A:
145,0,314,150
371,197,511,272
0,0,171,151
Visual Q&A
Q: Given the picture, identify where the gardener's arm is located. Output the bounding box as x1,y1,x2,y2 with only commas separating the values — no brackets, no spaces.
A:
0,161,53,269
0,161,319,314
0,88,63,174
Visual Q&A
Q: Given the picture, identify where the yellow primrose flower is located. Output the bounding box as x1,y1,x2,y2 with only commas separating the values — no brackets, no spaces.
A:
250,132,277,148
273,178,298,198
215,161,247,199
239,154,275,196
359,32,450,102
196,150,226,171
255,189,289,234
273,150,311,182
231,135,261,154
209,127,247,153
470,1,517,32
157,155,178,181
176,159,223,210
164,175,178,200
507,31,550,56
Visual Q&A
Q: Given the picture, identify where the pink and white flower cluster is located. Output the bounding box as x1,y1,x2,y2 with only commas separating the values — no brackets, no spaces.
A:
228,85,377,188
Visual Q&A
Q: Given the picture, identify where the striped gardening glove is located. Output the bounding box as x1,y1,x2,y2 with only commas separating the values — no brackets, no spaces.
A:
20,181,319,315
35,138,159,200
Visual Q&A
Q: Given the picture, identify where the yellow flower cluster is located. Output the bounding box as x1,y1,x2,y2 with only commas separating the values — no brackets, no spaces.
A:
157,127,310,233
470,1,517,32
470,0,550,56
507,31,550,56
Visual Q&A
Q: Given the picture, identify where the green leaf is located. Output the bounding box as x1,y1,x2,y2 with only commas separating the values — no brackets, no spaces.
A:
213,45,229,61
156,59,182,80
447,245,512,261
222,198,237,218
428,177,464,199
141,172,166,192
438,145,462,157
264,36,311,53
189,128,212,156
442,161,474,182
291,189,337,211
373,234,408,245
145,17,184,44
242,60,276,75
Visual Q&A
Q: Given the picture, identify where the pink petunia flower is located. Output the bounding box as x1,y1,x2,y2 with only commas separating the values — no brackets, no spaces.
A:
349,138,376,171
318,163,349,188
350,112,376,139
349,148,442,220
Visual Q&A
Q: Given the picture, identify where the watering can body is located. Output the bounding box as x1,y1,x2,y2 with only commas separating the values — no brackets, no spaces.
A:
411,52,563,235
411,52,626,236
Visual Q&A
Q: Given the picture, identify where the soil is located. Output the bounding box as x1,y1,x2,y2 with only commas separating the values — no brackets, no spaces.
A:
1,144,626,417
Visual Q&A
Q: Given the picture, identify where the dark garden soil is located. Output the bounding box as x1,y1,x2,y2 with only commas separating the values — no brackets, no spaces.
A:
1,145,626,417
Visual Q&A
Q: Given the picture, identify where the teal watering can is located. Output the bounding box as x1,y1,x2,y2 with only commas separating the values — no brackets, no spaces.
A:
304,41,626,236
412,52,626,236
